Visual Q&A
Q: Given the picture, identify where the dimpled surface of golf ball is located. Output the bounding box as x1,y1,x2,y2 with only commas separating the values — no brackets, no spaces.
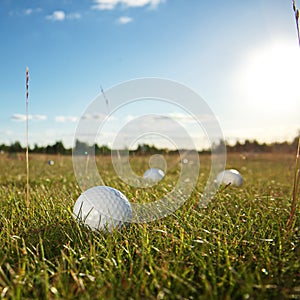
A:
73,186,132,232
216,169,243,187
143,168,165,182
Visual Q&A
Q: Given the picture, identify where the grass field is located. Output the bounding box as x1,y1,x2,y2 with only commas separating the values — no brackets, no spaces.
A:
0,152,299,299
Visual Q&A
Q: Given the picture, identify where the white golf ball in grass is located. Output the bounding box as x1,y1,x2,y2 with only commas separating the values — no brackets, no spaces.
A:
216,169,243,187
48,160,54,166
143,168,165,183
73,186,132,232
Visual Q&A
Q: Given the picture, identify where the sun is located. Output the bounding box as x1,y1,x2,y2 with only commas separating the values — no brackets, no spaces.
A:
237,40,300,112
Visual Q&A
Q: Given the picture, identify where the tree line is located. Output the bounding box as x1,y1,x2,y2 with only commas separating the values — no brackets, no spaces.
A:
0,136,299,155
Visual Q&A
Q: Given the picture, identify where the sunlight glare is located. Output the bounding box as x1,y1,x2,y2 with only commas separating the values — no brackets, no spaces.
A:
239,41,300,111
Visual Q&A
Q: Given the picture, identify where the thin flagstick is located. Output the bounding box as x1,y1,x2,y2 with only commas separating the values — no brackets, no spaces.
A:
25,67,30,209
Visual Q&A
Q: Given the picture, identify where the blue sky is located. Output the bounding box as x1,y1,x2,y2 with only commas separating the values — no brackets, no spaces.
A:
0,0,299,148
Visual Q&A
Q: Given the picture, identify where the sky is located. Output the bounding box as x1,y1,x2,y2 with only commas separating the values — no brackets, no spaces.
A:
0,0,299,149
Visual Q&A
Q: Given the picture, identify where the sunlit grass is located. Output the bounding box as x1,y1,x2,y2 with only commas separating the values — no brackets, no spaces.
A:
0,153,299,299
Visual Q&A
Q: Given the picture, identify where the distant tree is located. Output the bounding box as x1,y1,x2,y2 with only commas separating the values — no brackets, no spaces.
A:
31,143,45,154
0,144,10,152
233,141,243,152
94,144,111,155
73,139,90,155
1,133,299,154
291,134,300,149
134,143,162,155
9,141,23,153
53,141,66,154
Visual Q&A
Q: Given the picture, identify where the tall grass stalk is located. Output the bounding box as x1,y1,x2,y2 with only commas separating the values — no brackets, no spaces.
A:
25,67,30,209
286,1,300,229
286,137,300,229
292,0,300,46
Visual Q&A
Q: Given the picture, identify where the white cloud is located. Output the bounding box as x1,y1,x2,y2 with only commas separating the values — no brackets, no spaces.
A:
82,113,116,121
46,10,66,21
9,8,42,17
67,13,81,20
24,8,42,15
82,113,105,120
11,114,47,121
24,9,33,15
92,0,119,10
168,113,215,124
0,129,13,136
92,0,164,10
34,114,48,121
125,115,136,122
82,114,92,120
93,113,106,120
123,113,213,124
55,116,78,123
11,114,28,121
46,10,81,21
118,16,133,24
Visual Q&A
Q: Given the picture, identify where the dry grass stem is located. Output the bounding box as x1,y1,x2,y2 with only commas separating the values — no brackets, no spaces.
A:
25,67,30,209
293,0,300,46
286,1,300,229
286,137,300,229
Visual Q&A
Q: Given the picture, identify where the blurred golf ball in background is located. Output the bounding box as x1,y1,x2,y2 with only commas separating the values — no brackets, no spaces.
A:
216,169,243,187
143,168,165,183
73,186,132,232
48,160,54,166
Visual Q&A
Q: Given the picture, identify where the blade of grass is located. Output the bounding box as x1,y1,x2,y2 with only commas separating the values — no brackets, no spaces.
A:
286,137,300,229
292,0,300,46
286,1,300,230
25,67,30,209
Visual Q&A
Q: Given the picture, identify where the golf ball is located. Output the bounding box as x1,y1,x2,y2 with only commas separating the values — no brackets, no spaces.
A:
73,186,132,232
48,160,54,166
143,168,165,183
216,169,243,187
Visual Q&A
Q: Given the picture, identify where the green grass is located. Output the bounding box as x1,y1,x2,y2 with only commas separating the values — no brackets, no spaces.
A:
0,153,299,299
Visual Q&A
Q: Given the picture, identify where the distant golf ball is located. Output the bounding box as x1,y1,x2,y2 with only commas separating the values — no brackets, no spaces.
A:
48,160,54,166
73,186,132,232
216,169,243,187
143,168,165,183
